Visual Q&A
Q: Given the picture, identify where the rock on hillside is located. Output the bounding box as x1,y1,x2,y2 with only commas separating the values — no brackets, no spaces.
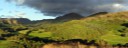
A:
0,18,19,25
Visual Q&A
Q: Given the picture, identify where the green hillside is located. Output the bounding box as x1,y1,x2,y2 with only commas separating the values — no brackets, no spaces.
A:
21,11,128,46
1,11,128,48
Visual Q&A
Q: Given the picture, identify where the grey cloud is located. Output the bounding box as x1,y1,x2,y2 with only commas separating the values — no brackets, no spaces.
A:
7,0,128,16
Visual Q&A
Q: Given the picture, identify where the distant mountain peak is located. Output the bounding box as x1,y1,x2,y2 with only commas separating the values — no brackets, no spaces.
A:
90,12,108,16
63,13,83,17
55,13,84,21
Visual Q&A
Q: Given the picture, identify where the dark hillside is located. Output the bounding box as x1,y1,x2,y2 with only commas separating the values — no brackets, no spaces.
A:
55,13,84,21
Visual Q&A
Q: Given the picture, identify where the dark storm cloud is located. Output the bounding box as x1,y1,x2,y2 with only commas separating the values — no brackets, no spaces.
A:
7,0,128,16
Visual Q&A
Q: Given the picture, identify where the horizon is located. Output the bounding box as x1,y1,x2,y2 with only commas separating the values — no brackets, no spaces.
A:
1,0,128,20
0,0,56,20
1,0,128,48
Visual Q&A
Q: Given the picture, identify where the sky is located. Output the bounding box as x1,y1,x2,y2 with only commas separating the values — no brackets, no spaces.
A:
1,0,128,20
0,0,55,20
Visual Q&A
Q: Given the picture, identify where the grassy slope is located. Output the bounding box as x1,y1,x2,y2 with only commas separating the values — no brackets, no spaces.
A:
0,40,14,48
29,32,52,38
27,11,128,45
83,11,128,44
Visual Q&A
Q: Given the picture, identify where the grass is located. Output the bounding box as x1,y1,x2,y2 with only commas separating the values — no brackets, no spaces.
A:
0,40,12,48
100,31,128,45
29,31,52,38
19,30,30,34
1,11,128,47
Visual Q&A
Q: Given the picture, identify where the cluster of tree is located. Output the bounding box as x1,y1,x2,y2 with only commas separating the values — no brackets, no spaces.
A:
0,21,43,48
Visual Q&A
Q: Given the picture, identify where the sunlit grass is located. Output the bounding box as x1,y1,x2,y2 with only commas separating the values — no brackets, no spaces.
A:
101,31,128,45
29,31,52,38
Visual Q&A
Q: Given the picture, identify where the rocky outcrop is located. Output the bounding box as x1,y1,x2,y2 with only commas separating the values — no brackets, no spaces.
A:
0,18,19,25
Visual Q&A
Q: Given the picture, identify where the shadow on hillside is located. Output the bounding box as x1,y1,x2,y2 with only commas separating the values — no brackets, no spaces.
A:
122,23,128,27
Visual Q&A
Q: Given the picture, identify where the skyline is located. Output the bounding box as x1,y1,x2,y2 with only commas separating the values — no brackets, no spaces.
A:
0,0,55,20
8,0,128,16
1,0,128,20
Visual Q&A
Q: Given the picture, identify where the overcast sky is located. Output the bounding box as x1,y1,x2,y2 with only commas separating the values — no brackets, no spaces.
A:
0,0,55,20
1,0,128,20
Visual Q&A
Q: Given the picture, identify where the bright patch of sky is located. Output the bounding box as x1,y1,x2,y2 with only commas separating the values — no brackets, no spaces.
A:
0,0,55,20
